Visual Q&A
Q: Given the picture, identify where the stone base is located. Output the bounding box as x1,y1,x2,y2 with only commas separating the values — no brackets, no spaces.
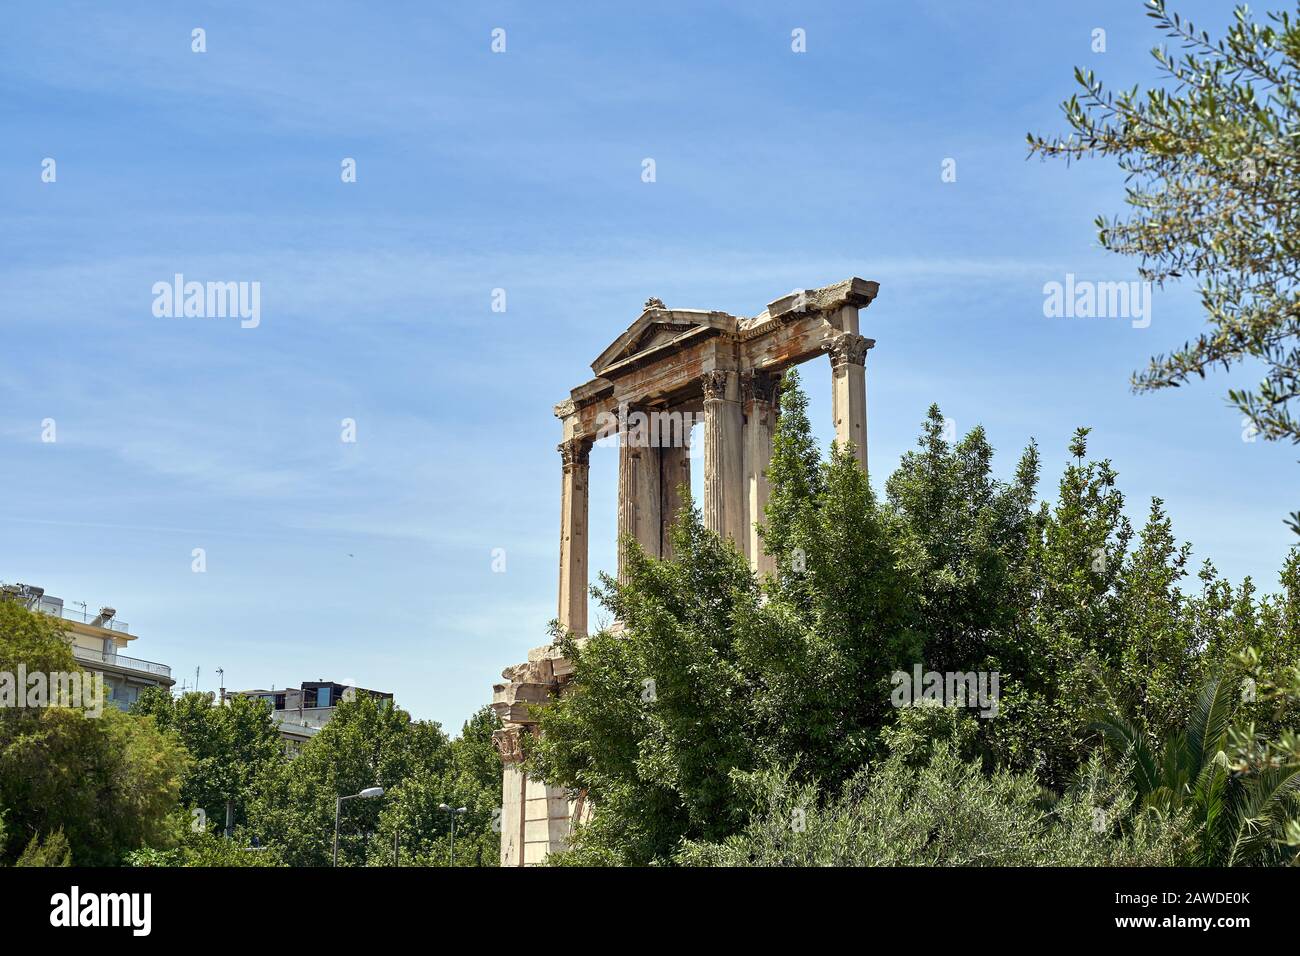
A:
492,643,587,866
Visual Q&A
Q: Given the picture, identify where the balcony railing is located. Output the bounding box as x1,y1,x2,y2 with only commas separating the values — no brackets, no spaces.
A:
33,598,130,633
71,645,171,679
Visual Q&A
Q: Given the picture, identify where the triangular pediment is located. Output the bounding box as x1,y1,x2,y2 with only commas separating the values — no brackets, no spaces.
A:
591,308,736,376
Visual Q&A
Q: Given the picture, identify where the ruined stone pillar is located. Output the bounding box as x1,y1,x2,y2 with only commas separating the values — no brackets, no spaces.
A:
617,406,662,581
742,371,780,575
494,725,527,866
702,370,745,546
557,437,590,635
824,332,874,474
492,650,580,867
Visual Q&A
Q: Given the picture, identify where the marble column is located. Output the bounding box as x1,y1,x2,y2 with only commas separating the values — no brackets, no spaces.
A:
659,436,691,560
493,726,528,866
702,370,745,547
617,406,662,582
824,332,874,474
742,371,780,575
557,437,590,634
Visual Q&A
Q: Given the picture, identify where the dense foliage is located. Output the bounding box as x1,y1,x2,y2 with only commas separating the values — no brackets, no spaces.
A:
0,596,502,867
528,370,1300,865
677,724,1189,867
242,697,502,867
133,686,283,835
0,600,186,866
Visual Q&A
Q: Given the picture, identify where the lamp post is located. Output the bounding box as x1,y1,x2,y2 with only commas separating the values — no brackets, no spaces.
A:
438,803,467,866
333,787,385,866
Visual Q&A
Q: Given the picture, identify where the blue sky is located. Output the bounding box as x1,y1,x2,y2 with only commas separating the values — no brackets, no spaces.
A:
2,1,1295,731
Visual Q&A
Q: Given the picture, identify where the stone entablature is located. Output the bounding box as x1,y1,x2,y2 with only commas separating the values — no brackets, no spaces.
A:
491,277,879,866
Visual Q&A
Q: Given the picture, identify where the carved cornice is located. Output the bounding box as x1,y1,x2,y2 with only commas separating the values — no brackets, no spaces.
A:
553,398,577,420
823,332,873,369
767,278,879,320
558,437,591,472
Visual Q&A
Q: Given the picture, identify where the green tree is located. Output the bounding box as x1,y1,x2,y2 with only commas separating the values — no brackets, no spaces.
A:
247,694,449,866
15,829,72,867
0,599,188,865
532,502,765,864
132,687,284,835
527,372,1300,864
1029,0,1300,533
885,405,1040,675
373,706,502,866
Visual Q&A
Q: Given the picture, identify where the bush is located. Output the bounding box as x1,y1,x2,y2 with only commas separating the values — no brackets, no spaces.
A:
676,734,1189,867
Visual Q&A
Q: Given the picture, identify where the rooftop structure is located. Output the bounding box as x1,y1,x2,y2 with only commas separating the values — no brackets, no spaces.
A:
229,680,393,756
1,581,174,709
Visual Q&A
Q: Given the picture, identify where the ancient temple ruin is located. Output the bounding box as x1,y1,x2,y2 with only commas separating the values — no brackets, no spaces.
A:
490,277,879,865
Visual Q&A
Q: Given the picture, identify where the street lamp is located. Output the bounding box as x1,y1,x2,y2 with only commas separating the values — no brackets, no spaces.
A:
333,787,385,866
439,804,467,866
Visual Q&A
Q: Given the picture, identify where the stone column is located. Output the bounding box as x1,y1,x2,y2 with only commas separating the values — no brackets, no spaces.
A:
659,437,691,560
824,332,874,474
617,406,662,582
742,371,780,575
702,370,745,546
493,725,528,866
557,437,590,635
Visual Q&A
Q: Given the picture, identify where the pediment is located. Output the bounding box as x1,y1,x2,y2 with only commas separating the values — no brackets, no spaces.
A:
591,307,736,376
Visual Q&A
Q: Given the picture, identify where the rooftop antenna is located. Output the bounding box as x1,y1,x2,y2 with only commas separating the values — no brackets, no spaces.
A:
194,666,200,693
216,667,225,705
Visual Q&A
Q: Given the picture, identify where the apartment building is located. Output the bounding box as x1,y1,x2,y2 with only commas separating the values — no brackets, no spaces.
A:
1,582,174,709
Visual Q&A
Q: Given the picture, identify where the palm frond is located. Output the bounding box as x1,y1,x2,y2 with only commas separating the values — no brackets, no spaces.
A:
1190,753,1231,866
1090,716,1160,797
1227,765,1300,866
1187,675,1236,772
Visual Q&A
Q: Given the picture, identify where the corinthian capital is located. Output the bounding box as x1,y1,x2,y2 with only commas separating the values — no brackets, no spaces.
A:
741,370,781,406
701,369,731,402
823,332,873,369
492,725,525,764
558,437,591,472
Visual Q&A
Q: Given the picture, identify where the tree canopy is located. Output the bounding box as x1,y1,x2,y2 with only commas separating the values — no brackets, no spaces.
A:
528,369,1300,865
0,600,186,865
